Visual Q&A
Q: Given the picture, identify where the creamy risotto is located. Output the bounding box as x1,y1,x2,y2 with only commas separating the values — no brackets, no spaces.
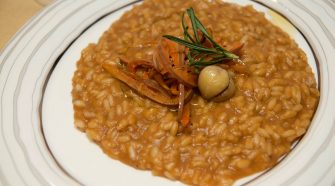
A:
72,0,319,185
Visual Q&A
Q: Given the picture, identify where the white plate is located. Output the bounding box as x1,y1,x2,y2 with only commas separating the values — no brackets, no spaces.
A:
1,0,335,185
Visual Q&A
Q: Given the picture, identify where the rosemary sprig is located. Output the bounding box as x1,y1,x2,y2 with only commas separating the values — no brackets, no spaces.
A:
163,7,238,67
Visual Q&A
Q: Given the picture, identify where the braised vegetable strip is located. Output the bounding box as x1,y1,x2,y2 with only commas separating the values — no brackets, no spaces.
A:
102,61,193,106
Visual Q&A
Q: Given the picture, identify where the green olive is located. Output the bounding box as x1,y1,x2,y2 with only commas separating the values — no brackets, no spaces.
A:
198,66,230,99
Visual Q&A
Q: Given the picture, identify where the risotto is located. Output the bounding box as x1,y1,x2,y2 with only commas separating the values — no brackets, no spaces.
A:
71,0,319,185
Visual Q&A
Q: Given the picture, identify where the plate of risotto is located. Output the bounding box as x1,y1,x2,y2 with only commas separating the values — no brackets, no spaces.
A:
1,0,335,185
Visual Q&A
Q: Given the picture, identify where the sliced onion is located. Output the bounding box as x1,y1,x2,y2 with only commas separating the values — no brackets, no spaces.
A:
152,39,175,77
152,50,160,72
142,78,172,97
177,83,185,121
153,39,197,87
